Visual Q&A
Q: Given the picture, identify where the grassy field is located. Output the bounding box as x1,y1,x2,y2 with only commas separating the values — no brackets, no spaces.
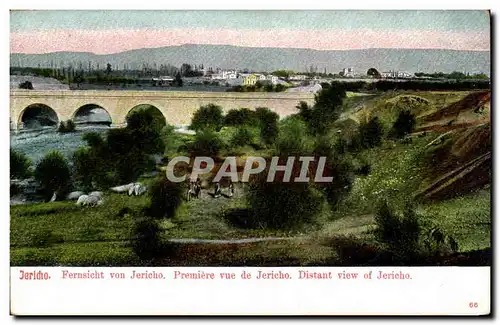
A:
10,90,491,266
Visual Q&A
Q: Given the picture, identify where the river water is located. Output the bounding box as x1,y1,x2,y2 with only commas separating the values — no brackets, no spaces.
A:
10,125,110,165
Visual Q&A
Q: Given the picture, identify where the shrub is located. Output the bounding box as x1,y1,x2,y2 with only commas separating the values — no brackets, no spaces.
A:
374,202,421,262
246,172,325,230
188,130,224,157
34,151,71,200
190,104,224,131
148,177,184,219
19,81,33,90
82,132,105,148
358,116,384,149
130,216,162,261
10,150,31,179
390,110,416,139
276,117,315,156
230,126,257,148
57,120,76,133
374,202,461,264
317,159,355,208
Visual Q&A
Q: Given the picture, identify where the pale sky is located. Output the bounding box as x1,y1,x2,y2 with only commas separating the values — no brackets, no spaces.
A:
10,10,491,54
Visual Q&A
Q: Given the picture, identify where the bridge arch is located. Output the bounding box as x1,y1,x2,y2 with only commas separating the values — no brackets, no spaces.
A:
18,103,59,130
73,103,113,127
125,104,167,130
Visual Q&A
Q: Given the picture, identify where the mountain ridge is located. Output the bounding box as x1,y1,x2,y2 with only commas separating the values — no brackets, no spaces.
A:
11,44,491,74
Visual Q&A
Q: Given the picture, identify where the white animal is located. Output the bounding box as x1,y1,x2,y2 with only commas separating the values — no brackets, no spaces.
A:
128,183,147,196
89,191,103,199
76,195,89,206
50,192,57,202
76,194,102,207
110,183,135,193
67,191,85,200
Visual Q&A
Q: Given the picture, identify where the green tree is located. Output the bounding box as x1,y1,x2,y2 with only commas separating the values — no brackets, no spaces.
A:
308,82,347,135
190,104,224,131
367,68,381,78
106,63,112,76
255,107,279,146
35,151,71,200
224,108,258,126
174,72,183,87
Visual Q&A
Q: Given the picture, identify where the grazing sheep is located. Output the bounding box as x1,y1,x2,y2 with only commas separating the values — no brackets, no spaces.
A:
67,191,85,200
128,183,147,196
89,191,103,199
76,194,102,207
76,195,89,206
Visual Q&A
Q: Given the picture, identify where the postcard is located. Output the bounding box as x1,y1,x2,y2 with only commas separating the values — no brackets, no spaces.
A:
9,9,491,316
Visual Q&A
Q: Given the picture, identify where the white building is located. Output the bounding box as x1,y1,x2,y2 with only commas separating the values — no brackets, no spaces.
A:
342,67,355,77
381,71,414,79
289,74,307,81
266,75,279,85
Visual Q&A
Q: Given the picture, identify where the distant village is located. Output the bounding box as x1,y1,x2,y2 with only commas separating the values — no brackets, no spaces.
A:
151,66,419,92
11,61,488,93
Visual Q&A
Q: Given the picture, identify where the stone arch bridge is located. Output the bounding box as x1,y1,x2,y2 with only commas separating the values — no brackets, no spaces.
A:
10,90,315,130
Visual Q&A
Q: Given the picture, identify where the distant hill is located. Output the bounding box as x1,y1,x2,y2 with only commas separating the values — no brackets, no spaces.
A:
10,44,491,75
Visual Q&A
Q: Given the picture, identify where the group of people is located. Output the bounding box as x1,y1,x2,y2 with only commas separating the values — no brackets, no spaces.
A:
187,177,235,201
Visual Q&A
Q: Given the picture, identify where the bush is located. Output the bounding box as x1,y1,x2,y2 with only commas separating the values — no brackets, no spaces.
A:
188,130,224,157
57,120,76,133
82,132,105,148
190,104,224,131
148,177,184,219
19,81,33,90
246,172,325,230
358,116,384,149
230,126,257,148
276,117,315,156
34,151,71,200
390,110,416,139
316,159,355,208
130,216,162,261
373,202,461,264
10,150,31,179
374,202,421,263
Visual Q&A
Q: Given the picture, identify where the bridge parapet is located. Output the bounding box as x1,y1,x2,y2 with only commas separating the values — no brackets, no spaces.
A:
10,90,315,130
